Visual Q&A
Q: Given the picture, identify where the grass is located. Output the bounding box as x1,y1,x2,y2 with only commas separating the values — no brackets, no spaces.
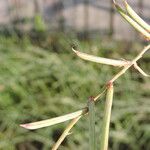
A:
0,35,150,150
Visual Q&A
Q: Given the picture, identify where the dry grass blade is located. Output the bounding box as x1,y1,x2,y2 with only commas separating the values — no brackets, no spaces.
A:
113,0,150,40
20,109,87,130
124,0,150,32
52,116,81,150
72,48,130,67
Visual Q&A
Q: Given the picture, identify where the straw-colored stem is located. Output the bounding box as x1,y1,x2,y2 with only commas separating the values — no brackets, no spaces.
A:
110,44,150,83
52,116,81,150
134,63,149,77
100,83,114,150
94,86,107,102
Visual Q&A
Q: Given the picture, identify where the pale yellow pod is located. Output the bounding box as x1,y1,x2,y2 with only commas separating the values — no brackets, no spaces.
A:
124,0,150,32
20,108,86,130
114,2,150,40
72,48,130,67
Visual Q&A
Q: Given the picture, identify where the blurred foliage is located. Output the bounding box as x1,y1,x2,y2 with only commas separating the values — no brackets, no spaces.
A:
0,34,150,150
34,15,46,32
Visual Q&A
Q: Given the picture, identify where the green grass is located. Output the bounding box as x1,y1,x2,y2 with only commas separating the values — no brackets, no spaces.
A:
0,35,149,150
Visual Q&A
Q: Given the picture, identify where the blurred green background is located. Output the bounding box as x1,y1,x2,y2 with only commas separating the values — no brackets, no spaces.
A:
0,32,149,150
0,0,150,149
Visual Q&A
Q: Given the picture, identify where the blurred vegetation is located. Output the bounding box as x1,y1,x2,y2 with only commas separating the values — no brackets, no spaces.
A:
0,33,150,150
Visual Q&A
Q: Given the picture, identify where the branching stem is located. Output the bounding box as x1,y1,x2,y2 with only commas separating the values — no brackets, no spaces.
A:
52,116,81,150
109,44,150,83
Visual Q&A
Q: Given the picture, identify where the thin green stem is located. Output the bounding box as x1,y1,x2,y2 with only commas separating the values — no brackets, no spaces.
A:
88,97,96,150
100,83,114,150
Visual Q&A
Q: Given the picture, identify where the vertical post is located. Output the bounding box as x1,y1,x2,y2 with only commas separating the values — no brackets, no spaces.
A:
34,0,41,14
57,1,65,32
7,0,12,25
109,0,114,38
138,0,143,17
84,0,89,39
14,0,20,21
73,0,77,32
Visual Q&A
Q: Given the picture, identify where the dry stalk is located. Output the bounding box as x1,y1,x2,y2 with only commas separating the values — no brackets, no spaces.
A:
52,116,81,150
109,44,150,83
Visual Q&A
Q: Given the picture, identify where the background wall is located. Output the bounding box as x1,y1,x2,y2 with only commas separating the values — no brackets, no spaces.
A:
0,0,150,40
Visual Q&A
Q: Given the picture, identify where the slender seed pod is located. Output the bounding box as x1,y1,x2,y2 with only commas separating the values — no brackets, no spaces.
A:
124,0,150,32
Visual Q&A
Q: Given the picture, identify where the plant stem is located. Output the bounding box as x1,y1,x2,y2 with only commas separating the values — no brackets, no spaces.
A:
110,44,150,83
52,116,81,150
88,97,96,150
100,83,114,150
